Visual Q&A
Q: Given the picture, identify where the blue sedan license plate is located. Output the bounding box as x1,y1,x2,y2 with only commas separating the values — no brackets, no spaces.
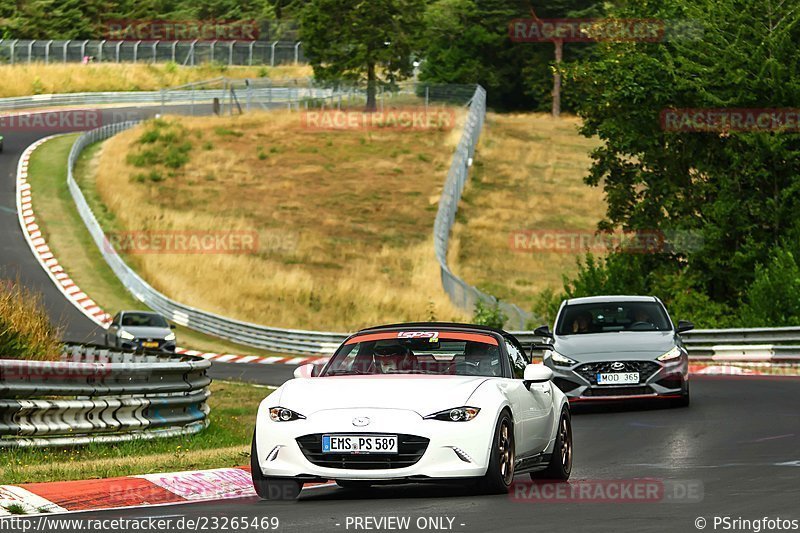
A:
322,434,398,454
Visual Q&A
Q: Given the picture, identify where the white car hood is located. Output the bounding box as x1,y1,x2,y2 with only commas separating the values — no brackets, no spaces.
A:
277,375,488,417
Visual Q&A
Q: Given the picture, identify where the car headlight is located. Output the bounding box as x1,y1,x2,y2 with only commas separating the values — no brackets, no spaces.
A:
269,407,306,422
546,350,577,367
118,329,135,340
657,346,683,362
164,332,176,341
424,407,480,422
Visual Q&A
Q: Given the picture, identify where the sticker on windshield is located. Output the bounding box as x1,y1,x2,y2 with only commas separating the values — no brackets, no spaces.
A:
397,331,439,343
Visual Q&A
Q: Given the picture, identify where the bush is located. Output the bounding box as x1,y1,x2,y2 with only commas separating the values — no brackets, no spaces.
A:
0,280,62,360
473,300,507,329
740,248,800,327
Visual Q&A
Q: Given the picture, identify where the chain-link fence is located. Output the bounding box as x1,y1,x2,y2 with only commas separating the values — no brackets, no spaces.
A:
433,86,536,329
0,39,305,66
157,78,479,115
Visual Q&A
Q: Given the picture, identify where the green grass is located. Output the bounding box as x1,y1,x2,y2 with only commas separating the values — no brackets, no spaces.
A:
25,135,287,357
1,381,272,484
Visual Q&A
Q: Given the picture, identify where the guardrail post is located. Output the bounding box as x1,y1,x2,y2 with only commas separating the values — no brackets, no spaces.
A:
229,40,235,66
245,79,252,112
133,40,141,63
63,39,70,62
248,41,255,66
10,39,17,64
270,40,278,67
171,40,177,62
210,39,217,63
45,39,53,64
190,40,197,66
81,39,88,61
27,40,34,63
294,41,301,64
152,40,159,63
115,41,122,62
98,40,105,62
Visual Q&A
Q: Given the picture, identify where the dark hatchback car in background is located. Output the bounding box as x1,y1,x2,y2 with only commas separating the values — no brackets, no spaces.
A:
535,295,693,407
105,310,177,352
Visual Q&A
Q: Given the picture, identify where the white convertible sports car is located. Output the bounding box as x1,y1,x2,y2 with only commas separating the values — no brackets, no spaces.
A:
251,323,573,500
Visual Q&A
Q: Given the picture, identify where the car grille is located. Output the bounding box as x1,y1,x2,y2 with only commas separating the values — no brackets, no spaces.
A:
583,386,654,397
296,434,429,470
575,360,661,385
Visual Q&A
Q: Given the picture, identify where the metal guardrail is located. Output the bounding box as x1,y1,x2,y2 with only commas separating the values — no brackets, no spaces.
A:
433,86,534,329
0,39,305,66
0,344,211,447
0,84,330,113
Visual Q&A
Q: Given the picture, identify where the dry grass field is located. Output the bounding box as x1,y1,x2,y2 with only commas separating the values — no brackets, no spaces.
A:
448,112,605,313
87,109,470,331
0,63,312,98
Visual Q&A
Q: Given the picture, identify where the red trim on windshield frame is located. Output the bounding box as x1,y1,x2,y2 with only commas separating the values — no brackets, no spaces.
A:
344,331,499,346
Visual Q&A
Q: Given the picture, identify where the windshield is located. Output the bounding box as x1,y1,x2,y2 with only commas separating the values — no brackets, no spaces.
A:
121,312,169,328
555,301,671,335
322,330,503,377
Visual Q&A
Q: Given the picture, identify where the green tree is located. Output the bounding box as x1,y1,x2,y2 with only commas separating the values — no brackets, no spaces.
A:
564,0,800,317
300,0,423,110
418,0,600,111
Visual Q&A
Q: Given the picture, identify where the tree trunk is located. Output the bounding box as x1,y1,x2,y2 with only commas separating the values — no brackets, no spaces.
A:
552,39,563,118
366,61,377,112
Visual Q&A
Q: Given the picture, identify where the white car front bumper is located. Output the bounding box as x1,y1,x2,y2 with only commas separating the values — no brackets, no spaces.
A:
254,407,496,481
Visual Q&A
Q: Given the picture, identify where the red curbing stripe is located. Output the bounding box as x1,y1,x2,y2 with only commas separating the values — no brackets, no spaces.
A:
22,476,184,512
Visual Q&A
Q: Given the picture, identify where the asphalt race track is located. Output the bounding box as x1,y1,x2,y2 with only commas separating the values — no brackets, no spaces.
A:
2,106,799,533
57,376,800,532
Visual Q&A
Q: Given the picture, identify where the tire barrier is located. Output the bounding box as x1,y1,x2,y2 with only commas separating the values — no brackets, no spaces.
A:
0,344,211,448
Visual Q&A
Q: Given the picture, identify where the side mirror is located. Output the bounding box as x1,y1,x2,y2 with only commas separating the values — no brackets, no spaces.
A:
523,364,553,387
533,325,553,339
293,363,316,379
676,320,694,333
170,324,176,329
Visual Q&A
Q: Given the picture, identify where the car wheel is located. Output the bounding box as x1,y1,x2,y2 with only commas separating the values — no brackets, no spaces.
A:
250,431,302,500
531,407,572,481
477,411,515,494
672,387,690,408
335,480,372,489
